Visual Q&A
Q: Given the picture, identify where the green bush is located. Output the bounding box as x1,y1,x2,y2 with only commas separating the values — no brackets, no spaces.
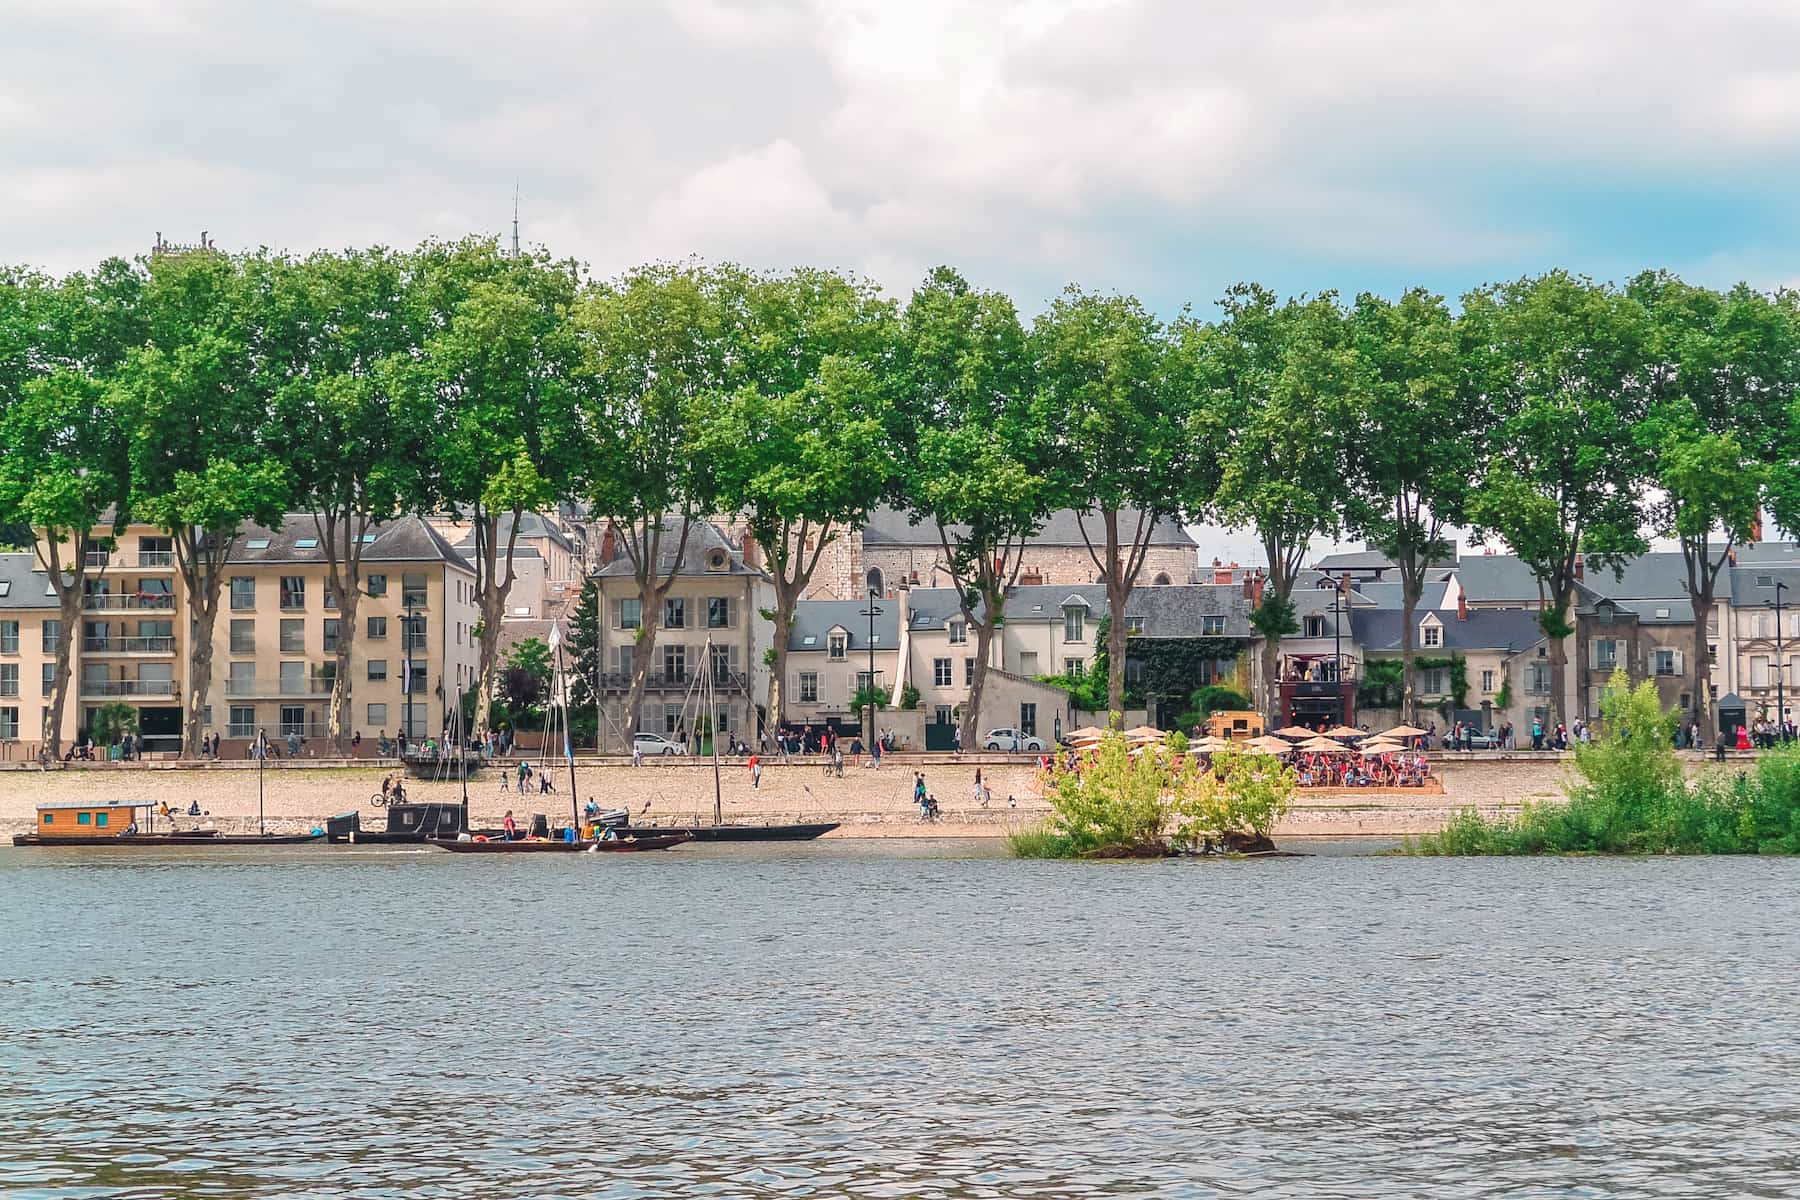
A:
1407,669,1800,856
1166,730,1190,755
1005,825,1075,858
898,683,921,711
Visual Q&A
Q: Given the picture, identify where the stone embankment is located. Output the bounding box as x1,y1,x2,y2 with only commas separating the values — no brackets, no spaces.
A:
0,750,1750,839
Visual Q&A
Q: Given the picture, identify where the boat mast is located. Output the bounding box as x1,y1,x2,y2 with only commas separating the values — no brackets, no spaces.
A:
551,624,578,828
708,635,722,826
456,684,469,831
256,726,266,836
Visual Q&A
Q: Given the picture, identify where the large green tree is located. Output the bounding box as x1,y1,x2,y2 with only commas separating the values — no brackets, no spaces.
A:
1462,272,1652,730
700,266,898,731
1205,286,1359,724
1346,288,1474,723
577,261,729,746
1633,273,1800,729
1036,286,1189,722
266,247,425,750
898,267,1056,749
112,248,289,757
406,239,582,740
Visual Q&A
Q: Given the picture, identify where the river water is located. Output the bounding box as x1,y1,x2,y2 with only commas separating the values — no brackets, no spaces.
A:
3,840,1798,1198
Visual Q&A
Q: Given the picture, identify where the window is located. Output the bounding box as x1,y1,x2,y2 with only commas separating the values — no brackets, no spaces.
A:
1063,607,1084,642
401,573,428,607
614,598,641,629
228,662,256,695
96,811,108,828
246,538,270,550
0,621,16,653
0,665,16,697
1126,656,1144,686
934,658,952,686
1019,702,1037,737
402,663,426,694
1758,574,1775,587
1708,643,1718,663
663,644,687,682
866,568,884,596
279,704,306,736
1422,624,1441,648
279,576,305,610
279,661,305,695
368,660,388,682
1202,616,1226,636
367,703,387,726
965,657,975,685
613,646,634,677
1421,668,1447,695
856,670,875,691
1019,651,1040,676
367,616,386,639
1065,658,1085,678
664,597,686,629
1751,655,1771,687
294,537,317,549
42,663,54,693
1125,615,1145,635
1305,616,1328,638
230,620,255,655
323,619,341,653
709,644,736,682
1594,638,1618,671
1653,649,1675,676
949,621,966,644
828,632,847,661
230,577,255,610
402,616,426,652
41,620,60,654
707,597,733,629
799,672,818,703
77,811,91,825
1527,662,1551,694
229,705,256,738
1481,669,1495,692
366,573,387,598
280,619,305,653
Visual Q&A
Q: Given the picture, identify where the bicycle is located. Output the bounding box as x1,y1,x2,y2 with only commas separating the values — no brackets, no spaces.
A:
370,788,409,808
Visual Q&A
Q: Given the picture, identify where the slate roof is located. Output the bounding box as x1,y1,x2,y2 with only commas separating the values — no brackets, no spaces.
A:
1453,554,1546,604
902,582,1253,639
594,519,767,579
0,552,54,610
230,516,473,571
1729,541,1800,564
1345,580,1453,611
789,599,901,652
451,511,571,554
1583,552,1691,600
1353,608,1546,654
860,506,1195,549
1728,564,1800,606
1614,599,1696,625
1313,546,1459,574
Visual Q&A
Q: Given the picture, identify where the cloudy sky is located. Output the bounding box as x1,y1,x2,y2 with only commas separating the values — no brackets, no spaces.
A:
5,0,1796,560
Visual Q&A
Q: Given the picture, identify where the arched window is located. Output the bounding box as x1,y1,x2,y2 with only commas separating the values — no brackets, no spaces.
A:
866,567,884,597
1152,572,1172,585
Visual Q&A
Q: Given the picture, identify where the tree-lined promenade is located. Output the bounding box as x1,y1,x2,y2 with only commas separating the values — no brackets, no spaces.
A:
4,239,1800,759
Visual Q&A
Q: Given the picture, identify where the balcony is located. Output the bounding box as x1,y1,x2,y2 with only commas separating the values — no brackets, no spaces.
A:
225,678,260,697
80,678,179,699
600,670,750,693
279,677,337,696
82,636,176,655
137,551,176,568
83,593,175,612
83,551,110,569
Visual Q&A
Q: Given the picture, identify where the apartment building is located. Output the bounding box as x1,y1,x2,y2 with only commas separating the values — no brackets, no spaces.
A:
591,521,774,749
205,517,480,748
781,599,901,731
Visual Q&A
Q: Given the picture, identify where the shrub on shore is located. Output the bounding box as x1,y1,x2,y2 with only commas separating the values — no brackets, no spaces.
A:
1408,671,1800,855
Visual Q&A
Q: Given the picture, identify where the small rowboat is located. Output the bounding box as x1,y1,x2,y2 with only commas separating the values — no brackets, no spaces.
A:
427,834,689,854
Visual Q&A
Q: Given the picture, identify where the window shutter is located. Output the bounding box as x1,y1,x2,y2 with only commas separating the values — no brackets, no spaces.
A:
609,599,621,628
1672,650,1684,674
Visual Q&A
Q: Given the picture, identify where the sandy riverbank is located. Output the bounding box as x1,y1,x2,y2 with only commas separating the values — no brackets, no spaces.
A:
0,754,1567,839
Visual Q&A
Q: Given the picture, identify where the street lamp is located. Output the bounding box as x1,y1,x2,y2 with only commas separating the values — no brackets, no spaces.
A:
860,588,884,751
1329,571,1350,725
1773,582,1788,740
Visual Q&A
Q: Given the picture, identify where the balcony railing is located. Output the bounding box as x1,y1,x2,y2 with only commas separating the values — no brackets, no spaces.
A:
137,550,176,567
225,678,260,696
80,679,179,698
600,670,750,693
83,593,175,612
82,635,176,654
83,551,110,569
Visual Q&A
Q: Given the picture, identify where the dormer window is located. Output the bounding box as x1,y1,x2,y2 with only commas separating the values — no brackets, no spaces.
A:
1422,624,1441,648
948,620,966,644
1063,607,1084,643
828,632,847,661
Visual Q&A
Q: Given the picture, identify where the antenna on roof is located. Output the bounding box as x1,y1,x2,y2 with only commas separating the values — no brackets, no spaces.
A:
511,179,521,258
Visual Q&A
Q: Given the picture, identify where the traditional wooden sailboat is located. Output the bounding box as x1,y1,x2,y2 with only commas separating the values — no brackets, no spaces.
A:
13,801,322,847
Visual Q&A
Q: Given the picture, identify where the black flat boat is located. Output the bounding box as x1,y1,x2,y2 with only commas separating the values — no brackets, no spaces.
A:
608,821,840,842
326,803,473,844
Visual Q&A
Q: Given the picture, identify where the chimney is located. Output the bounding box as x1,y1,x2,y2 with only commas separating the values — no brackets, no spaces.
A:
1457,593,1468,621
1215,563,1235,585
1574,553,1584,581
740,532,759,570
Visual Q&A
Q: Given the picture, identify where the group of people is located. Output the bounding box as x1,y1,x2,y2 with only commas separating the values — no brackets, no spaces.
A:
497,757,557,794
1292,750,1433,789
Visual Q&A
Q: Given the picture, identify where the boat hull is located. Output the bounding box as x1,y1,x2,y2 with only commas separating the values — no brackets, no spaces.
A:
13,832,324,847
427,834,688,853
613,822,840,842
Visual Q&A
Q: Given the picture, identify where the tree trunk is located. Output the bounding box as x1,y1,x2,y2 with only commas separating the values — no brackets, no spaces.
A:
473,603,503,741
469,508,521,743
184,586,217,759
44,585,82,756
1261,627,1281,729
1546,593,1570,731
766,576,796,730
961,602,998,751
1691,594,1713,732
329,588,359,751
624,600,661,745
1399,584,1418,725
1105,590,1128,726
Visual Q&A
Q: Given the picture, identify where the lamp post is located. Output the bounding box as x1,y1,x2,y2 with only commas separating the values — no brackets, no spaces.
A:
1775,582,1788,740
860,589,883,751
255,726,266,836
1330,571,1349,725
403,595,419,744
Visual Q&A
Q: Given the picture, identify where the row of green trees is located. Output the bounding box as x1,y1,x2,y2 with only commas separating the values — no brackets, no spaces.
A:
5,244,1800,755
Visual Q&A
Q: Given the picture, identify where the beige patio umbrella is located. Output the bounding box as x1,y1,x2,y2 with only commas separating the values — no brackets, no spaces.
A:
1065,726,1107,743
1381,724,1428,739
1247,736,1296,754
1323,725,1364,739
1360,739,1402,754
1298,735,1347,752
1193,736,1232,752
1274,725,1315,739
1125,725,1164,740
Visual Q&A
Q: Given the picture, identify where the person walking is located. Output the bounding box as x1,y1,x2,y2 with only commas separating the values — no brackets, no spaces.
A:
748,751,761,789
972,767,984,807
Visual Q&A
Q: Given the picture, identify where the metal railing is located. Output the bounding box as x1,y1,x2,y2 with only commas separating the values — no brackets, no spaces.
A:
225,678,260,696
79,679,179,698
599,670,750,692
82,593,175,611
83,551,110,569
137,550,175,567
82,635,176,654
279,677,336,696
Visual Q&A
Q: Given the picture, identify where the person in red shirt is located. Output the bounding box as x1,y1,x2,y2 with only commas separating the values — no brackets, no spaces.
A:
748,753,762,789
502,809,517,840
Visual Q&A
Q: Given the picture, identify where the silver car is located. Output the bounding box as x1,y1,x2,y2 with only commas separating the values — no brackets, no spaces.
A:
982,728,1047,752
632,731,687,757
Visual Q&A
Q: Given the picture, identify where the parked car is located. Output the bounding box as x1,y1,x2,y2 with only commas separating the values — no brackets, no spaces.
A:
1460,730,1500,750
633,731,687,757
982,728,1047,753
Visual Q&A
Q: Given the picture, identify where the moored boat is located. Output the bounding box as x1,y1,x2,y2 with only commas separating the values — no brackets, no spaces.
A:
609,821,840,842
427,833,688,853
325,803,473,844
13,802,323,847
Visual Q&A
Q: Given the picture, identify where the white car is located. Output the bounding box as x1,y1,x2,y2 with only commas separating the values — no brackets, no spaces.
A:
633,731,687,757
982,728,1047,753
